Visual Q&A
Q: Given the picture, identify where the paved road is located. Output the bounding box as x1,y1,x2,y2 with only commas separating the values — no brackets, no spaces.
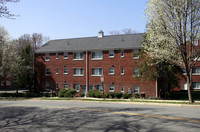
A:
0,100,200,132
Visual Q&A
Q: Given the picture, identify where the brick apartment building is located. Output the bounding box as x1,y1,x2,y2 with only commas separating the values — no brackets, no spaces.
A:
34,30,200,97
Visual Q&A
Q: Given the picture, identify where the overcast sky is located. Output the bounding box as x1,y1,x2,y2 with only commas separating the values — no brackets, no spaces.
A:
0,0,148,40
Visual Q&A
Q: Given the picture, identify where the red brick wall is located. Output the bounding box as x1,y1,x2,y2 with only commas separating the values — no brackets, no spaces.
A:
35,49,157,97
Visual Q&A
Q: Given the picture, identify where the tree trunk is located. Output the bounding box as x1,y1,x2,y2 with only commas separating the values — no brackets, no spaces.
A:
187,71,194,103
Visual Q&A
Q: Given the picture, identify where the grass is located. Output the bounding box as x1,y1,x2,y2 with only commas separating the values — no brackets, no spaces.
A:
0,97,31,100
41,97,72,100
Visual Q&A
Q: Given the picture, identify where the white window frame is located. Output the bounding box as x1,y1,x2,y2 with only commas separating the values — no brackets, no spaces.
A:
192,82,200,89
108,50,114,58
133,49,139,59
133,68,139,77
45,68,50,76
182,68,186,75
73,68,84,76
63,82,68,89
45,82,50,90
45,53,49,61
73,84,80,92
194,39,199,46
73,52,84,60
121,50,124,57
56,52,58,59
133,86,139,94
91,51,103,60
63,52,68,59
128,88,132,94
56,82,59,89
63,67,68,74
121,67,124,75
182,82,187,90
91,68,103,76
192,67,200,75
109,85,115,92
56,68,58,74
109,67,114,75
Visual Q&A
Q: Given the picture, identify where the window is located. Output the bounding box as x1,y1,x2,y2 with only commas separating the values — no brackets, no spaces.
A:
128,88,132,94
96,85,103,91
121,50,124,57
109,67,114,75
73,68,84,76
63,52,68,59
89,85,93,91
121,68,124,75
45,68,50,76
56,68,58,74
56,52,58,59
109,85,114,92
133,68,139,77
192,67,200,75
133,86,139,94
192,82,200,89
133,49,139,59
56,82,59,89
182,82,187,90
45,82,50,90
45,53,49,61
182,68,186,75
91,51,102,60
73,84,79,92
63,67,68,74
73,52,83,60
109,50,114,58
194,40,199,46
121,86,124,93
63,82,68,89
91,68,102,76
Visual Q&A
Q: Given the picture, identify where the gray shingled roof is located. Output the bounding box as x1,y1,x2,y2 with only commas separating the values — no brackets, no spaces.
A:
34,33,144,53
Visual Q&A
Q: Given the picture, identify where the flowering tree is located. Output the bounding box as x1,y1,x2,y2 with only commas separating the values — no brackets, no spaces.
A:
0,0,20,19
144,0,200,103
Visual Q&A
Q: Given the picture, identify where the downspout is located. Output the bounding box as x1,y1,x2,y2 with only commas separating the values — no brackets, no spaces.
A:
85,50,88,97
156,77,158,97
33,50,35,92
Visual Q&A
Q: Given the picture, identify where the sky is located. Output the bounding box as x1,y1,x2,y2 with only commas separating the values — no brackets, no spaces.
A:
0,0,148,40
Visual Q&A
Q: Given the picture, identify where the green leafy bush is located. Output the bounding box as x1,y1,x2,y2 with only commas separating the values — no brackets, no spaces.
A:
115,93,123,99
87,89,103,98
80,93,85,97
64,89,76,97
132,93,139,99
109,92,115,98
58,88,67,97
122,93,131,99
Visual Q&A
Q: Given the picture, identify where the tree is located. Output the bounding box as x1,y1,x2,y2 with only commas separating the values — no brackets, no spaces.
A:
144,0,200,103
109,28,137,35
18,33,49,51
11,44,34,92
138,48,183,98
0,0,20,19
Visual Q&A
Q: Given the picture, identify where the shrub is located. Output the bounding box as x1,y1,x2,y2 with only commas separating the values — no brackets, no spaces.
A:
132,93,139,99
109,92,115,98
115,93,123,99
122,93,131,99
87,89,103,98
104,93,110,98
58,88,67,97
94,90,103,98
80,93,85,97
64,89,76,97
